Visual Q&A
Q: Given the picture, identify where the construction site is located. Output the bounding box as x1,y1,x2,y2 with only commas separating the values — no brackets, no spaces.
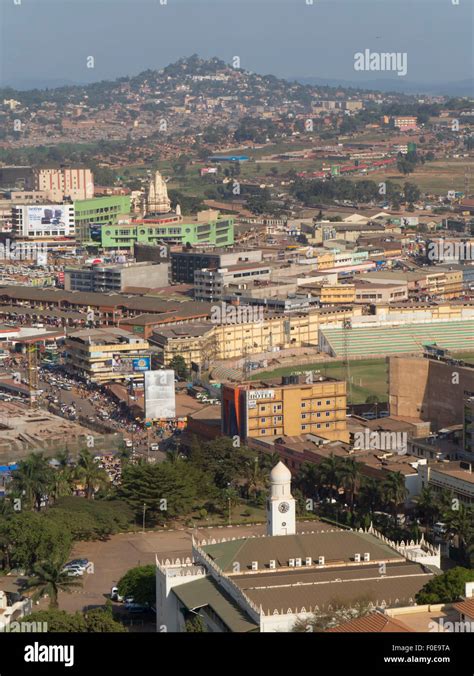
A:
0,400,121,464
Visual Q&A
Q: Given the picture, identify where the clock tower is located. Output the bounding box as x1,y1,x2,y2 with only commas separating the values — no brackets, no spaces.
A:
267,461,296,537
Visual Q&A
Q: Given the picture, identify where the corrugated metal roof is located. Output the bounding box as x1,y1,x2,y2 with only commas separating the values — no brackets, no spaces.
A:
172,576,258,633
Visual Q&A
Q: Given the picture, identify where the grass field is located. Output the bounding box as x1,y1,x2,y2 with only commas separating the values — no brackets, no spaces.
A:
250,358,389,404
250,350,474,405
352,158,471,195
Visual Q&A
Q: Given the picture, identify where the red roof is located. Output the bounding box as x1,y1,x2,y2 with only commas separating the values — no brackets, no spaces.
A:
453,598,474,618
326,611,412,633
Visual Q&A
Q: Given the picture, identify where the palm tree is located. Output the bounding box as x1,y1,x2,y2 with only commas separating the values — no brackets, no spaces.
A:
11,453,54,511
445,504,474,565
339,458,363,513
22,558,82,609
317,454,343,503
244,457,267,500
415,486,440,535
259,452,281,472
50,450,75,502
295,462,320,503
436,488,457,520
74,449,109,499
221,486,239,524
358,477,383,518
382,472,408,525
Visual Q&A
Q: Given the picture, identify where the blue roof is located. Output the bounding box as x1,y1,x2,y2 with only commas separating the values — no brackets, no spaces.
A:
208,155,250,161
0,464,18,472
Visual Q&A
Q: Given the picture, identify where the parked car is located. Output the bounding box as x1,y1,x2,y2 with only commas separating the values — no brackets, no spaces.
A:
63,565,84,577
150,443,159,451
110,586,124,602
434,522,448,536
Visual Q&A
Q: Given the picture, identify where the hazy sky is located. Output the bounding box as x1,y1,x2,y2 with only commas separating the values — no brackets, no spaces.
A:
0,0,472,88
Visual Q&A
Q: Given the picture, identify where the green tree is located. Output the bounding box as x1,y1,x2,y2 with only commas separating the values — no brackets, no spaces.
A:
244,456,268,500
11,452,55,511
339,458,363,513
21,609,87,632
295,462,320,503
22,558,82,608
415,567,474,604
317,454,343,503
119,461,205,523
415,486,440,534
445,504,474,565
168,355,189,379
0,512,71,572
75,449,110,499
185,614,207,632
117,565,155,606
84,608,127,632
21,608,126,632
358,477,383,518
382,472,408,525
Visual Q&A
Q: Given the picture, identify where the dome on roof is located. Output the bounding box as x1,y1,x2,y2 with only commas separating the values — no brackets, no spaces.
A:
270,461,291,483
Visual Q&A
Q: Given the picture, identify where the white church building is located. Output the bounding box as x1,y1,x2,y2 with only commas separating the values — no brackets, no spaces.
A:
156,462,440,632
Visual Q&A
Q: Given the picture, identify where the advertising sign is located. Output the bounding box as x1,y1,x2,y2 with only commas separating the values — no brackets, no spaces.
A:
27,205,68,232
132,357,150,372
144,370,176,420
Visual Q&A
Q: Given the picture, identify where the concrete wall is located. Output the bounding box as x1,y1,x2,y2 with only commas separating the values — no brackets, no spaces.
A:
389,356,474,430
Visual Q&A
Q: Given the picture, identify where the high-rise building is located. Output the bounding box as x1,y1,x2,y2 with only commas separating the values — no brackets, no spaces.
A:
33,167,94,202
222,376,348,443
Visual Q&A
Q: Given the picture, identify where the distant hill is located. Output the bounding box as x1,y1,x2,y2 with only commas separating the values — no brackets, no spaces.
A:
294,76,474,97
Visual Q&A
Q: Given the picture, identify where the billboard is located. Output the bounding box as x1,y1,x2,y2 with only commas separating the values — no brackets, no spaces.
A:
132,357,150,372
144,370,176,420
27,205,68,232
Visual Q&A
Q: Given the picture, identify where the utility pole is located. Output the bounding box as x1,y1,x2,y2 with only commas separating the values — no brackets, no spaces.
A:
27,343,39,408
142,503,147,533
342,317,352,408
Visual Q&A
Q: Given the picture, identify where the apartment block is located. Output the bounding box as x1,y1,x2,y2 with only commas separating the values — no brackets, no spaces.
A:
65,328,150,384
64,261,169,293
222,376,348,443
171,249,262,283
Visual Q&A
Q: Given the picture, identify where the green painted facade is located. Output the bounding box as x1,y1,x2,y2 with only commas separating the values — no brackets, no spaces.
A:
74,195,131,243
100,216,234,250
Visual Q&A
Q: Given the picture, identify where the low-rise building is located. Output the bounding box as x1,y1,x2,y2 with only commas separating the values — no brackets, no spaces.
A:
418,460,474,506
64,261,169,293
65,327,151,384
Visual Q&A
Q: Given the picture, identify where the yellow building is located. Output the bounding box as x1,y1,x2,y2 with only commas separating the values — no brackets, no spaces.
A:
222,376,348,443
151,307,362,368
65,327,150,384
307,284,356,305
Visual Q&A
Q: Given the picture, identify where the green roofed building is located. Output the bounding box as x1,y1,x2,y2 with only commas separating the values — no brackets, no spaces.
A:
155,462,440,632
74,195,131,244
100,210,234,251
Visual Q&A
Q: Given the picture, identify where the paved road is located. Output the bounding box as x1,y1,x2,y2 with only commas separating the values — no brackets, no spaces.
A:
55,520,331,613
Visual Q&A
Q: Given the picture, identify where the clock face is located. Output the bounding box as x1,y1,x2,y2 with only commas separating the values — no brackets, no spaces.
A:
278,501,290,514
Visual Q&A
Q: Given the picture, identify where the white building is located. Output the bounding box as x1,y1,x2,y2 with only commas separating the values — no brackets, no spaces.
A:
11,204,75,239
155,462,441,632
